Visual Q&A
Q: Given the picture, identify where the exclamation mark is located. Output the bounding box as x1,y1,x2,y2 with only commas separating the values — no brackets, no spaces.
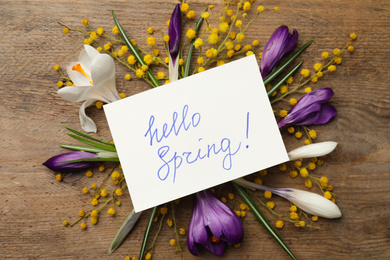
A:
246,112,249,149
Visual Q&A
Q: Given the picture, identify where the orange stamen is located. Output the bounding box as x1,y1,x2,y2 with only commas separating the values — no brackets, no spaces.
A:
72,64,93,85
210,235,220,243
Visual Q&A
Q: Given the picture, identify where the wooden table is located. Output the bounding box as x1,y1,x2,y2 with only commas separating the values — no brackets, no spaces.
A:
1,0,389,259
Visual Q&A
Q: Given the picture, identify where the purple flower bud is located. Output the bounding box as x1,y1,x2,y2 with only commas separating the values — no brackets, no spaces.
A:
187,190,243,256
260,25,298,78
278,88,337,128
168,4,181,61
43,151,99,172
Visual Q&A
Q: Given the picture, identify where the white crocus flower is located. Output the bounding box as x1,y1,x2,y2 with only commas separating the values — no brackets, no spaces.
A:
234,178,342,219
58,45,121,133
288,141,337,161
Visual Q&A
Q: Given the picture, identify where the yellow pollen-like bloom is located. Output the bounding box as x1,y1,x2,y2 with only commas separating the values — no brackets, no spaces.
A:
117,50,124,57
164,57,169,64
104,42,112,51
309,129,317,139
317,71,323,78
279,163,287,171
163,35,170,42
244,44,252,51
252,40,259,47
305,179,313,188
57,81,64,89
259,169,267,175
201,12,210,19
85,170,93,177
146,37,156,46
205,48,218,58
348,46,354,52
96,27,104,35
212,28,219,35
108,208,116,216
157,71,166,79
169,239,176,246
198,67,205,73
179,59,184,66
328,65,336,72
164,80,170,84
228,193,235,200
63,28,69,34
304,139,311,145
56,174,62,181
197,57,204,65
220,197,227,203
227,50,235,58
186,29,196,39
145,254,152,260
179,228,186,235
119,93,126,99
290,212,299,220
167,19,170,26
194,38,203,49
274,6,279,12
254,178,262,185
314,63,322,71
286,76,293,84
82,187,88,193
295,132,302,139
334,56,342,64
187,10,195,19
264,190,272,199
112,26,119,34
143,54,153,65
235,44,241,51
257,6,265,13
289,170,298,178
167,219,173,227
115,189,123,196
275,220,284,229
125,74,132,81
301,69,310,77
226,9,233,16
236,33,244,42
240,203,249,211
333,48,341,56
312,215,319,222
266,201,275,210
287,126,295,133
311,77,318,83
219,22,229,33
280,110,288,117
305,87,312,93
89,32,98,40
147,27,154,34
324,191,332,199
350,32,357,40
243,2,251,11
181,3,189,12
84,39,91,45
321,51,329,59
219,16,226,22
235,20,243,27
81,19,88,26
300,168,309,178
80,223,87,229
208,33,219,44
289,98,297,106
62,220,68,227
280,85,288,94
217,59,225,66
141,65,149,72
136,69,144,78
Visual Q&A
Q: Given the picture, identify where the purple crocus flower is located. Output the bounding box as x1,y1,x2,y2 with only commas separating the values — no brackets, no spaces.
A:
278,88,337,128
260,25,298,78
168,4,181,82
187,189,243,256
43,151,99,172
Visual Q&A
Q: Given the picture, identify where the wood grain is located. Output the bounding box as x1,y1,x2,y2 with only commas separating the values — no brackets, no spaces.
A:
1,0,389,259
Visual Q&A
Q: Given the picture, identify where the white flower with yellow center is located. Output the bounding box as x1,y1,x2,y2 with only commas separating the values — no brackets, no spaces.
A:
58,45,120,132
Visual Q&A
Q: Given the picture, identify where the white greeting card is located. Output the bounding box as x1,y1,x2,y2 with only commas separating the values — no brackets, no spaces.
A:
104,55,288,212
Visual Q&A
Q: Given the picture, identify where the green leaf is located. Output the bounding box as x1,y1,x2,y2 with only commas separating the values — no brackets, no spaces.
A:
112,11,160,88
184,9,206,78
59,158,120,163
139,206,158,259
67,134,116,152
267,60,304,96
62,126,115,146
232,182,297,260
60,144,108,153
109,210,142,255
263,40,313,86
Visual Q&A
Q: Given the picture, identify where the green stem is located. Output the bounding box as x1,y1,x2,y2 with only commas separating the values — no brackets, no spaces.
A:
267,60,304,97
232,182,297,260
139,207,158,260
112,11,160,88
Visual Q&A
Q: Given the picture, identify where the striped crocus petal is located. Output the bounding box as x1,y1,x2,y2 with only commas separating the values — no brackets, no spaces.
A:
168,4,181,82
234,179,342,219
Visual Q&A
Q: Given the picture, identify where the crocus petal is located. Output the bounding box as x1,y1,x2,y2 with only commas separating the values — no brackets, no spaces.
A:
234,179,342,219
80,45,100,71
168,4,181,60
79,99,98,133
289,88,334,114
260,26,298,78
43,151,98,172
90,54,121,103
288,141,338,160
168,53,180,82
278,103,322,128
285,189,342,218
311,104,337,124
58,85,93,103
